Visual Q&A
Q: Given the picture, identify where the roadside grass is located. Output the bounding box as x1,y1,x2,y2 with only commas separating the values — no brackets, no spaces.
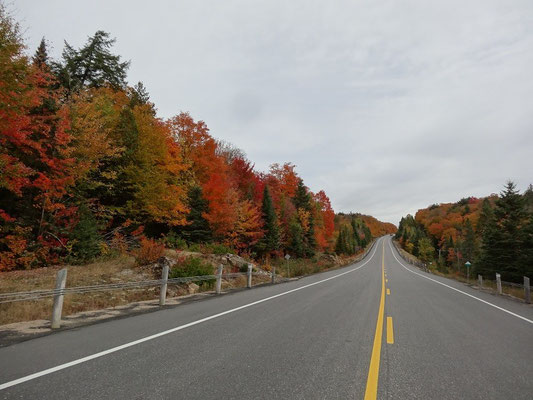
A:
1,253,283,326
268,248,371,279
0,256,159,325
269,258,334,278
0,244,373,327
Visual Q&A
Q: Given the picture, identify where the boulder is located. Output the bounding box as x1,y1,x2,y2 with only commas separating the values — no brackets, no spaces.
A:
187,282,199,294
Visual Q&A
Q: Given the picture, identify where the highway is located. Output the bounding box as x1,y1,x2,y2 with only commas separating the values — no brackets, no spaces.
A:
0,236,532,399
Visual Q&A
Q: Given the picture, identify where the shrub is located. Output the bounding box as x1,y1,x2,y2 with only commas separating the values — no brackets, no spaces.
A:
188,243,203,253
164,232,188,250
135,237,165,266
185,242,235,255
109,231,128,255
205,243,235,255
169,257,214,287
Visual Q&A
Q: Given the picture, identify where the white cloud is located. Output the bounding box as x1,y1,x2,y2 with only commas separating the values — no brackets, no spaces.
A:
15,0,533,224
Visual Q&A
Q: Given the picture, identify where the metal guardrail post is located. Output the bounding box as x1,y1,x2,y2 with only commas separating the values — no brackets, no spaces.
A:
478,275,483,288
496,273,502,295
525,276,531,304
51,268,67,329
159,260,169,306
271,267,276,284
216,265,223,294
247,264,252,288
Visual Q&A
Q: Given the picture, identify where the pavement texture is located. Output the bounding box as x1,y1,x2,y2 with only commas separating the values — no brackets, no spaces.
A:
0,236,532,399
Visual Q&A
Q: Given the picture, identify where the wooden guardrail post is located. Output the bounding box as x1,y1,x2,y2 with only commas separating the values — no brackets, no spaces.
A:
51,268,67,329
159,258,169,306
525,276,531,304
271,267,276,284
478,275,483,288
247,264,252,288
216,264,223,294
496,273,502,295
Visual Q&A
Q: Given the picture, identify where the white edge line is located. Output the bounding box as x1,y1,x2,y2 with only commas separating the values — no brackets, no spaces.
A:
387,240,533,325
0,240,381,391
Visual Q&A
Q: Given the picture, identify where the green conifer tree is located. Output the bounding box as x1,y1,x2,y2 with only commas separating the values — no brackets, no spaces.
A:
257,186,281,255
461,218,476,262
56,30,130,95
293,179,316,256
69,206,102,263
33,37,49,69
288,217,305,257
479,182,527,281
181,186,212,244
519,213,533,277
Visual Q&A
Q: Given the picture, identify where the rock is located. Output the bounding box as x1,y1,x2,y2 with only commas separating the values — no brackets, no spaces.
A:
320,254,339,264
225,253,247,269
176,286,189,296
187,283,199,294
149,256,178,277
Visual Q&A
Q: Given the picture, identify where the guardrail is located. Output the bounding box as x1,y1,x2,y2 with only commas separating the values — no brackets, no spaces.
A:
1,241,378,329
391,240,531,304
0,260,284,328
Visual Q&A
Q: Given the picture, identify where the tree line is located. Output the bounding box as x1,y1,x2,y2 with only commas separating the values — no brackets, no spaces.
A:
1,8,395,270
395,182,533,282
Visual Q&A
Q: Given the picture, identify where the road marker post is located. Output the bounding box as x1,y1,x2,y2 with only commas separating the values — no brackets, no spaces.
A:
285,254,291,278
271,267,276,284
51,268,67,329
216,265,223,294
159,259,169,306
496,273,502,295
478,275,483,288
525,277,531,304
247,264,253,288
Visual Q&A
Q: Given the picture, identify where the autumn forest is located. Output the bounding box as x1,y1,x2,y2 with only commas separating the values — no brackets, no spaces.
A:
396,182,533,282
0,8,397,272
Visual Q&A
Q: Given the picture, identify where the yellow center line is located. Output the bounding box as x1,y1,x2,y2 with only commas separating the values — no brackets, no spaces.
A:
387,317,394,344
386,288,390,295
364,241,386,400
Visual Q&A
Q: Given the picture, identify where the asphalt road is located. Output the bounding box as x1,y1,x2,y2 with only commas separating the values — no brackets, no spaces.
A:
0,236,532,399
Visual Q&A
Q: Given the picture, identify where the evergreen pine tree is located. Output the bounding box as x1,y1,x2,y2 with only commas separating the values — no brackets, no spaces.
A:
477,198,494,236
181,186,212,244
33,37,49,69
257,186,280,255
479,181,527,281
288,217,305,257
362,224,372,247
519,213,533,278
461,218,476,262
69,206,102,263
56,30,130,95
130,82,151,105
335,227,345,254
293,178,316,256
523,184,533,213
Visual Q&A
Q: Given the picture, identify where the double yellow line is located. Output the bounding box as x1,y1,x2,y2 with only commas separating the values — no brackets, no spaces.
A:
364,241,393,399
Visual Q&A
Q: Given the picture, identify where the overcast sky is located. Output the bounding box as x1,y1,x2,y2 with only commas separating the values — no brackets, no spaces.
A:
13,0,533,225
